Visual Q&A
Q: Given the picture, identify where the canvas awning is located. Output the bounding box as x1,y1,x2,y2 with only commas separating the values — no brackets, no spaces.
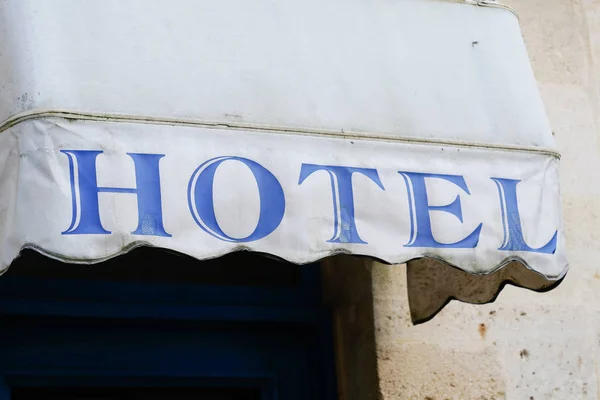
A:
0,0,567,305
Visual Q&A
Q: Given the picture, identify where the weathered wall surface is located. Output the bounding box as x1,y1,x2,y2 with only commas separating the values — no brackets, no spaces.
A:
372,1,600,399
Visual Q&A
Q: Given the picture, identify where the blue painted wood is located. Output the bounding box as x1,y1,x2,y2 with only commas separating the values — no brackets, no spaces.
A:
0,261,322,306
0,317,318,399
0,257,336,400
0,277,320,307
8,377,274,400
0,378,8,400
0,299,321,323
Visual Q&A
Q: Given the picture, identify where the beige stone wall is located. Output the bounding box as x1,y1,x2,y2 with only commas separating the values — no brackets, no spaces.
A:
370,1,600,399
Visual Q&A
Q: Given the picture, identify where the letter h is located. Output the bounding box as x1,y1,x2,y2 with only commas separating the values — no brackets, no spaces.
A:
61,150,171,237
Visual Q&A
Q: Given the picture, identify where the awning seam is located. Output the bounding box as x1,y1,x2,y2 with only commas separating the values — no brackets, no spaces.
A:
0,109,561,158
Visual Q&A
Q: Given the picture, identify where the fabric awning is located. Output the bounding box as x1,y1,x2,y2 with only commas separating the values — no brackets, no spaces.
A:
0,0,567,288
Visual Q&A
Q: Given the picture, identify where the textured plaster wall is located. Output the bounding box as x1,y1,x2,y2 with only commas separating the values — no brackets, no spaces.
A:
371,1,600,399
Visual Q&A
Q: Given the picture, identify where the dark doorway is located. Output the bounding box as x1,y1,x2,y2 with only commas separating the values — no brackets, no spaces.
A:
0,249,337,400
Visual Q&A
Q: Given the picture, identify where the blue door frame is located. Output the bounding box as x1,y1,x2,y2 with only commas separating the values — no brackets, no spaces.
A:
0,251,337,400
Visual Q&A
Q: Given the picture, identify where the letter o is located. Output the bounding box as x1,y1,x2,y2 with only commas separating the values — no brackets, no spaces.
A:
187,156,285,242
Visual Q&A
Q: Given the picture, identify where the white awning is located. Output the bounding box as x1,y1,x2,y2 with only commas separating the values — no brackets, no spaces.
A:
0,0,567,286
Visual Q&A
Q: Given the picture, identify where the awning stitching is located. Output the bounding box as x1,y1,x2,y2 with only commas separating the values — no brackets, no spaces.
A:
439,0,517,18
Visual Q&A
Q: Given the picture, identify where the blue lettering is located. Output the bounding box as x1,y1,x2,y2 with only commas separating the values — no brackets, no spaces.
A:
298,164,384,244
399,171,482,248
187,156,285,242
491,177,557,254
61,150,171,237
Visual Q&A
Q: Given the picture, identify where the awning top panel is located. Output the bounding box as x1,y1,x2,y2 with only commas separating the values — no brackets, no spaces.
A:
1,0,553,149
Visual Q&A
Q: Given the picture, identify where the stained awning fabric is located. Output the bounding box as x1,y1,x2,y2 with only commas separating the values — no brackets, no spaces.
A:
0,0,567,293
